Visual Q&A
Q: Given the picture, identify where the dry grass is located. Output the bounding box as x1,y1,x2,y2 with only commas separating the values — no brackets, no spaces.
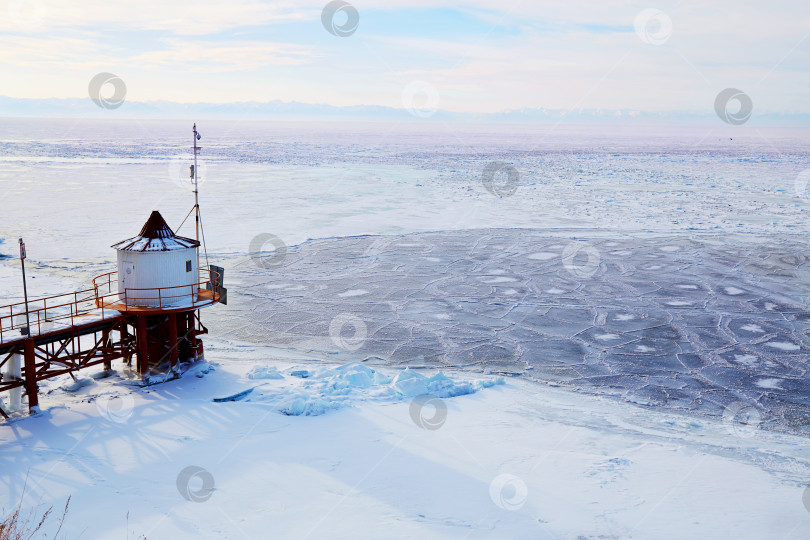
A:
1,476,70,540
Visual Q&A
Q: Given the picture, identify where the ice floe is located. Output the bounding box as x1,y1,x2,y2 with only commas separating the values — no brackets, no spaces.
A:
233,362,504,416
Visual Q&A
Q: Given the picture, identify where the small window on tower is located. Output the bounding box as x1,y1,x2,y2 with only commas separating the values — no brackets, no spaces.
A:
186,260,192,272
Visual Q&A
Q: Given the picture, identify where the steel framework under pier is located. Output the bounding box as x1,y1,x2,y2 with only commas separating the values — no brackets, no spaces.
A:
0,276,217,418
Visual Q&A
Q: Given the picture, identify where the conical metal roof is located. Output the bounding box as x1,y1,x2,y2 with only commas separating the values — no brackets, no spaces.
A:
112,211,200,252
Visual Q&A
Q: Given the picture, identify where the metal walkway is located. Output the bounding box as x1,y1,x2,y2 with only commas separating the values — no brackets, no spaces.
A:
0,270,219,417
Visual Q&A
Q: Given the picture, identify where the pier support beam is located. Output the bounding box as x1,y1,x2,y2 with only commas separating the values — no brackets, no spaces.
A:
188,312,198,360
121,323,131,366
1,351,23,413
137,315,148,377
169,313,178,371
23,338,39,414
102,327,112,372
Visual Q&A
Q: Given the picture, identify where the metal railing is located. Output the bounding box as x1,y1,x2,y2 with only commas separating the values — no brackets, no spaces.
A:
0,268,220,346
0,287,120,347
92,267,220,310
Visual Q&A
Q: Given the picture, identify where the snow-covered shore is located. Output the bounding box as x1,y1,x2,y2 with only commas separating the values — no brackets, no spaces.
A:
2,353,809,539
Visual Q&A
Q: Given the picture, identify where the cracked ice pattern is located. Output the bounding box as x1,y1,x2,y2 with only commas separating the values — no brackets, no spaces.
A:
216,230,810,435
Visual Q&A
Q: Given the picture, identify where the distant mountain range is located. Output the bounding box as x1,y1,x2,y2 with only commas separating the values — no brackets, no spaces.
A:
1,95,808,124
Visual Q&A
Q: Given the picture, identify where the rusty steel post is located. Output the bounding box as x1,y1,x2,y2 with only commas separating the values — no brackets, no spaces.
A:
188,311,198,359
102,327,112,371
169,312,178,370
23,338,38,414
137,314,148,377
121,321,130,366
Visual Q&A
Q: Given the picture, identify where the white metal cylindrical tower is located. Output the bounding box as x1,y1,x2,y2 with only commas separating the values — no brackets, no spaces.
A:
111,211,200,307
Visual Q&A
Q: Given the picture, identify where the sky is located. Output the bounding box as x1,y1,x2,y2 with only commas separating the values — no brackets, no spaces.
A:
0,0,808,115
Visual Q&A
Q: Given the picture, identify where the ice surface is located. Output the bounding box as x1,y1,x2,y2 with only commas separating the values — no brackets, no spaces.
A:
245,362,503,416
215,229,810,435
2,121,810,538
2,121,810,263
246,365,284,379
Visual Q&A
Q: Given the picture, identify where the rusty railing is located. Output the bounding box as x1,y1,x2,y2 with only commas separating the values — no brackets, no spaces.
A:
0,268,220,346
92,267,220,310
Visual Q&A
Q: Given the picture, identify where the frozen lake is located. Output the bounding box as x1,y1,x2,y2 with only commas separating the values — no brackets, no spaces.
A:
218,228,810,435
1,119,809,263
2,120,810,539
1,119,809,432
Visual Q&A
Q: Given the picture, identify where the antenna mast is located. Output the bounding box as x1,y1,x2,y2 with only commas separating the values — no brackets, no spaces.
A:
192,123,201,284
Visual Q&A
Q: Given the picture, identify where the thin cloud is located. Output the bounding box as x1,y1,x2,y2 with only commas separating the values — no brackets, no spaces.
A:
0,0,310,35
130,39,317,72
0,0,806,113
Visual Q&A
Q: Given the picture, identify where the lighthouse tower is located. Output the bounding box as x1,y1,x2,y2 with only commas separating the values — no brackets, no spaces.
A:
112,211,200,307
0,125,225,417
93,210,222,378
90,124,224,379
